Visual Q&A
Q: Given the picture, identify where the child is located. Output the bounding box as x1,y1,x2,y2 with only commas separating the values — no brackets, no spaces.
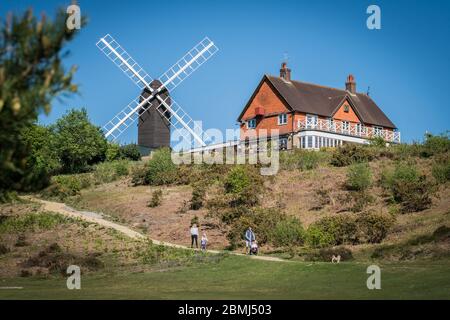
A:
250,241,258,255
201,232,208,251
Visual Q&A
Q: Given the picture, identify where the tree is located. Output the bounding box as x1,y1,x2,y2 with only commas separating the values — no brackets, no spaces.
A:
0,8,84,200
52,108,107,173
21,124,60,190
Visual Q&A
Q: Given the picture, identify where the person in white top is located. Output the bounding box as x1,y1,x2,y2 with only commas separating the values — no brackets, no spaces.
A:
190,223,199,248
201,231,208,251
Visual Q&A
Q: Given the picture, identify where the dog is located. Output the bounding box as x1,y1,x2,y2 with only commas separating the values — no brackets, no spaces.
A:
331,255,341,264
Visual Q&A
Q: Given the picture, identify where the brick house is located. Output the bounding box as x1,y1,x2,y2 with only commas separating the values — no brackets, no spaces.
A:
238,63,400,149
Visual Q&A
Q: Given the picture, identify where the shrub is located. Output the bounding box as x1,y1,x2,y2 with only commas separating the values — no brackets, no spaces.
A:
330,144,374,167
350,191,374,212
271,217,305,247
280,149,321,171
310,215,358,246
306,212,393,247
119,143,141,161
421,132,450,157
0,244,10,255
226,207,286,249
224,165,263,207
42,174,91,199
106,142,121,161
305,225,335,248
432,155,450,184
381,163,435,213
0,212,67,233
144,148,178,185
148,189,163,207
51,108,107,173
346,162,372,191
355,212,395,243
190,183,206,210
92,160,129,184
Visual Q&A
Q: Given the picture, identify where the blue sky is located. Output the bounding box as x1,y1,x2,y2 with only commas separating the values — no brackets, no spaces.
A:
2,0,449,144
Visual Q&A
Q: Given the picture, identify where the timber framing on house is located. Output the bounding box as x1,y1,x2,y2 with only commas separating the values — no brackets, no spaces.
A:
238,62,400,150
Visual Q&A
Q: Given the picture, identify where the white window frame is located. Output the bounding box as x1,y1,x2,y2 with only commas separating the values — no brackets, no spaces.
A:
278,113,288,125
374,126,384,137
306,114,318,129
342,121,350,133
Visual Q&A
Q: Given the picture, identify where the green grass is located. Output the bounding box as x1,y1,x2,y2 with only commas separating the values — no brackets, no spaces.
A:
0,256,449,299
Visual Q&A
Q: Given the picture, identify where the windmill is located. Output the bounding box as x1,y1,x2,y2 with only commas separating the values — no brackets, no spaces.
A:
96,34,218,150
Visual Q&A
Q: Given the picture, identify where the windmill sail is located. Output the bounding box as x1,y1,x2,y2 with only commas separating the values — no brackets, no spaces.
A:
96,34,218,147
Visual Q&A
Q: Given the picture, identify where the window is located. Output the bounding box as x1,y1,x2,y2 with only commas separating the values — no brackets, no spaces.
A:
356,123,364,136
247,118,256,129
342,121,350,133
344,105,350,113
306,114,318,129
278,113,287,125
374,126,384,137
327,118,335,131
279,137,288,150
307,136,313,148
301,136,306,149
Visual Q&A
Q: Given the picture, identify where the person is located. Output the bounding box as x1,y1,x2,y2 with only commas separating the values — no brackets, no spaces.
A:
201,231,208,251
244,227,256,255
190,223,199,248
250,240,258,255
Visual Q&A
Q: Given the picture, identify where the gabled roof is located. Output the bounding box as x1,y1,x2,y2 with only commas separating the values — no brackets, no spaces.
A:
239,75,396,129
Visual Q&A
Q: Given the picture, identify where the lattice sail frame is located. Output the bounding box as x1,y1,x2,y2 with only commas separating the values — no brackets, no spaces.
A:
96,34,218,147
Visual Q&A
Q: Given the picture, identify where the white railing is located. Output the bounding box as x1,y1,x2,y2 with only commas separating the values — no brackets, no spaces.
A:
297,119,401,143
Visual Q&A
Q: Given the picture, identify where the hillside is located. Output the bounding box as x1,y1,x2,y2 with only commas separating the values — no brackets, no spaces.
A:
1,137,449,299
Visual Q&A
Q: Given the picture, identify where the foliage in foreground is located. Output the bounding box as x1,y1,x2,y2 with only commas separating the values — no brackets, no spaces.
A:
0,9,83,201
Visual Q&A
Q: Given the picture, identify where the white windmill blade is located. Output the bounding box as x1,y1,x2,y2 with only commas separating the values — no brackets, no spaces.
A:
96,34,153,90
103,93,208,147
158,37,219,92
154,95,212,148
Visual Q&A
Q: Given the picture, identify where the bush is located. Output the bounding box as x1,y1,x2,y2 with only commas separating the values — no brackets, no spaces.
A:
51,108,107,173
432,155,450,184
381,163,435,213
280,149,322,171
21,124,60,191
42,174,91,199
148,189,163,208
306,212,394,247
355,212,394,243
92,160,129,184
0,212,67,233
119,143,141,161
346,162,372,191
106,143,121,161
223,165,263,207
191,183,206,210
144,148,178,185
330,144,374,167
271,217,305,247
226,207,286,249
310,215,358,246
421,132,450,157
305,225,335,248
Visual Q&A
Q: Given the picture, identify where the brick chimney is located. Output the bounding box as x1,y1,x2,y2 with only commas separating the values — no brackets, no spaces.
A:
345,74,356,94
280,62,291,81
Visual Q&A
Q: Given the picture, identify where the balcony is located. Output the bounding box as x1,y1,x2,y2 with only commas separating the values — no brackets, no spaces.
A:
297,119,401,143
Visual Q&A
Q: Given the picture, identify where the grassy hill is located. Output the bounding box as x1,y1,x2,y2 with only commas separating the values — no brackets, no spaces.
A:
0,137,449,299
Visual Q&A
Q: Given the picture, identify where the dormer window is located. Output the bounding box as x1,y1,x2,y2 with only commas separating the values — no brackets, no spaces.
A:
344,105,350,113
247,118,256,129
278,113,288,125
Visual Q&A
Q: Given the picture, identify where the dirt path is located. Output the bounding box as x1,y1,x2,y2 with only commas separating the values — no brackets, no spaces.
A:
24,196,288,263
